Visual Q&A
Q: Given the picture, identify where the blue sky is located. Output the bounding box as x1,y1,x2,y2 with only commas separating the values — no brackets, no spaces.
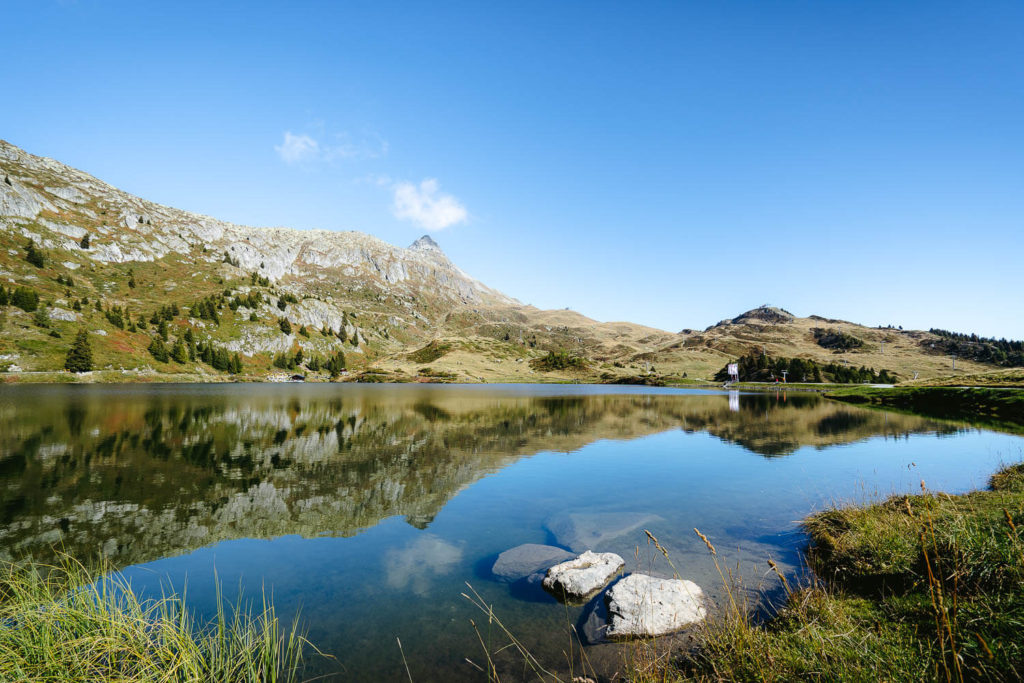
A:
4,1,1023,337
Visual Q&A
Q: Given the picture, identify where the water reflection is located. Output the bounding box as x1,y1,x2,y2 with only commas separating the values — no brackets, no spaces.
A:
0,385,954,567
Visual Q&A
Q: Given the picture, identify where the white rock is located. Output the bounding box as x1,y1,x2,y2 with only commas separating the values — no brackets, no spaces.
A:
48,307,79,322
605,573,706,639
542,551,624,600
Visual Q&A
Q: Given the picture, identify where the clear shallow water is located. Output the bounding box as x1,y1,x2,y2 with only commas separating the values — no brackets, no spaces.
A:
1,384,1021,681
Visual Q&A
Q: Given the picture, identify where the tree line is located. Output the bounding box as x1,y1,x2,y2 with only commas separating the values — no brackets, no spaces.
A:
927,329,1024,367
716,351,897,384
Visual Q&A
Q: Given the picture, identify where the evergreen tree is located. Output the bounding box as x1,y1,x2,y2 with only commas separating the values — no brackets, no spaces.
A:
64,330,93,373
0,286,7,306
278,317,292,335
148,337,169,363
80,233,90,249
157,319,169,341
11,286,39,312
230,353,243,374
326,350,347,378
24,240,45,268
170,338,188,363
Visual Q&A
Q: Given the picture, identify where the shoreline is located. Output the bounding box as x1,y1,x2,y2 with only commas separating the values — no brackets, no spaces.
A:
674,461,1024,681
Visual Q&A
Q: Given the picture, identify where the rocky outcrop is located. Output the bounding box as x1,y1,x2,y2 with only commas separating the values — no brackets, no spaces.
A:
0,139,516,308
605,573,706,639
542,551,624,600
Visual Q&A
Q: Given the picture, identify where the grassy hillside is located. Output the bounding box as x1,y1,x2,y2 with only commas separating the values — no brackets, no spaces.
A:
2,139,1020,384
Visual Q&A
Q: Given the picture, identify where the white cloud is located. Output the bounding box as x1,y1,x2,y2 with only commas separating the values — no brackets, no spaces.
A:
274,132,320,164
392,178,468,231
384,535,463,596
274,130,388,165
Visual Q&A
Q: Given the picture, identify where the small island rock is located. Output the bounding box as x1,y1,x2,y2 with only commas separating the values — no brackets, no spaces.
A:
605,573,706,639
542,551,624,600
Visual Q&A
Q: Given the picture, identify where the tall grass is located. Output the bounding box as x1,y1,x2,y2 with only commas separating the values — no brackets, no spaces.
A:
0,554,309,682
676,463,1024,682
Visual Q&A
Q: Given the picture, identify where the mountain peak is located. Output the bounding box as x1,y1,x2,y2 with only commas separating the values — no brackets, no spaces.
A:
409,234,442,252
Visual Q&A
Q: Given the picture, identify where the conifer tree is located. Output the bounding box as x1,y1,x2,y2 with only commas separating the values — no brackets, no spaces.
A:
148,337,169,362
170,338,188,363
64,329,93,373
24,240,45,268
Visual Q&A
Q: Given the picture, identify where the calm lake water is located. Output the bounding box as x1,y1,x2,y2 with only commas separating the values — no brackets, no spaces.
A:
1,384,1022,680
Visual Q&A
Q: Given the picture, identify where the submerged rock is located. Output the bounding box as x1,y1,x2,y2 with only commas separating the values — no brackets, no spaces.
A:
492,543,574,583
545,511,662,552
605,573,706,639
542,551,624,600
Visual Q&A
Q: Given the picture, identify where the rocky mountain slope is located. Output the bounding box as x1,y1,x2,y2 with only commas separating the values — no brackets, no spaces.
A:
0,139,1008,382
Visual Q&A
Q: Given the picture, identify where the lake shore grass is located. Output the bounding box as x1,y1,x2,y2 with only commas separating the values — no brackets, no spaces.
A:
672,462,1024,682
0,555,308,682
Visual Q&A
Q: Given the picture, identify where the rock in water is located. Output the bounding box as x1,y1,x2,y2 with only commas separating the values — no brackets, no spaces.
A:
542,551,624,601
492,544,574,583
605,573,706,639
545,511,662,552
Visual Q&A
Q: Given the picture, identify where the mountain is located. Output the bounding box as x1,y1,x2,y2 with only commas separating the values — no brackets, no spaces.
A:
0,140,1008,382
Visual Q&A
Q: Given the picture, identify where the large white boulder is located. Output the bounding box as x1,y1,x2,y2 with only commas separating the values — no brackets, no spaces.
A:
542,551,624,600
605,573,706,639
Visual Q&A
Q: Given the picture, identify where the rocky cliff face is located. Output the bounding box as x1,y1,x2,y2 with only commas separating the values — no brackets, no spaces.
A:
0,140,512,306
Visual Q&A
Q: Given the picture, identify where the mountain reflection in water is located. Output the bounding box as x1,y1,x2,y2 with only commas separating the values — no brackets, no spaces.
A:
0,384,953,568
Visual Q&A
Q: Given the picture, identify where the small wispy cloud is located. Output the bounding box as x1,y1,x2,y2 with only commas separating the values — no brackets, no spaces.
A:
275,132,319,164
274,130,387,165
392,178,468,231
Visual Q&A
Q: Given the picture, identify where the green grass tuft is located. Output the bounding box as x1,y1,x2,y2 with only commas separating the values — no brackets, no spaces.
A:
0,555,310,682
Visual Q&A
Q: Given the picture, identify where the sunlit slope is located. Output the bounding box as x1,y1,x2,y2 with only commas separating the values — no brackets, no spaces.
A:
0,140,1012,383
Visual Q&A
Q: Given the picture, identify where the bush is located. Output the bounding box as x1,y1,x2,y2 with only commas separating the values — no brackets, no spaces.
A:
531,350,588,372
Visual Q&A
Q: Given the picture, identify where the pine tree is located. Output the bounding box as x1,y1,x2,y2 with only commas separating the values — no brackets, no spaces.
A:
11,286,39,312
158,319,169,341
148,337,169,363
24,240,45,268
64,330,93,373
80,233,90,249
0,286,7,306
230,353,243,374
326,350,347,378
170,338,188,363
278,317,292,335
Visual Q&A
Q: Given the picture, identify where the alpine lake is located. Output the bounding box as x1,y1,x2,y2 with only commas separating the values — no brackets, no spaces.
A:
1,383,1021,681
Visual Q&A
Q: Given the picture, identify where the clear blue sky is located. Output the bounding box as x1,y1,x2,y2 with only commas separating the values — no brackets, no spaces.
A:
4,1,1023,337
